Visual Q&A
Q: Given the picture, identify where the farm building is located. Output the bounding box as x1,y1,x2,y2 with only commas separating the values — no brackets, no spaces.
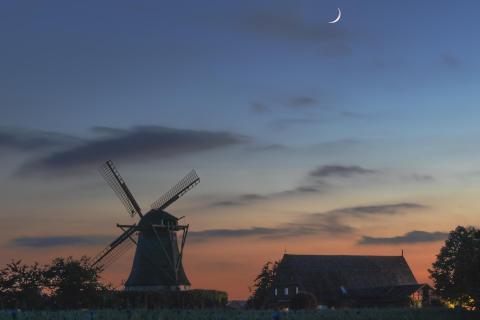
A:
271,254,434,308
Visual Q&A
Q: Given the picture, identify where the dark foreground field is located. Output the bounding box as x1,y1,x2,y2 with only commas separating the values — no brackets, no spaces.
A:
0,308,478,320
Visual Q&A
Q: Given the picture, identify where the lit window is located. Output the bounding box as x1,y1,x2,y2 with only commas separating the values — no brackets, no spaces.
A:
295,286,299,294
284,287,289,295
274,288,278,296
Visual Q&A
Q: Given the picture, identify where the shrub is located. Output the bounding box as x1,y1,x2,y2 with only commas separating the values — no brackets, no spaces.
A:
107,289,228,309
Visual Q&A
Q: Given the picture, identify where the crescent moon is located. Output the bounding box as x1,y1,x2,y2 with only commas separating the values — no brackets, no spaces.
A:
328,8,342,24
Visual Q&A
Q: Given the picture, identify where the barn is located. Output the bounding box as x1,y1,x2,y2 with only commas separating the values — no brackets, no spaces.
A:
271,254,434,308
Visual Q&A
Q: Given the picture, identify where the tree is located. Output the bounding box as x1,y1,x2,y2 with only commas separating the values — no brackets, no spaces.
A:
43,256,110,309
247,261,278,309
0,260,46,309
429,226,480,309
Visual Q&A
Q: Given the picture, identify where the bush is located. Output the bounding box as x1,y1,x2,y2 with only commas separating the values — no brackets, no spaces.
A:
107,289,228,309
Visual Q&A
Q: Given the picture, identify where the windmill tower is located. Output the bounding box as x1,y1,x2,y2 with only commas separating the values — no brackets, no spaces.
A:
91,160,199,291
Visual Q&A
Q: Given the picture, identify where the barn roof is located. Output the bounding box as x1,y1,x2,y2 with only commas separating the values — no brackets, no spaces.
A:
275,254,417,300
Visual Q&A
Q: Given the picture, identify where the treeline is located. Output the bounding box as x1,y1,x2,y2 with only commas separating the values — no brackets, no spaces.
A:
0,256,227,310
0,256,109,309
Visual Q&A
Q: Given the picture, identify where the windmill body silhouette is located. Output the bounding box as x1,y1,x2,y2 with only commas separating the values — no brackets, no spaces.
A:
92,160,199,291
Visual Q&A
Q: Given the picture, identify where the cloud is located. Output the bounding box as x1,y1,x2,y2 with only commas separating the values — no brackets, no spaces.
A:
250,101,270,113
410,174,435,182
250,95,324,115
190,222,346,243
269,117,320,130
190,227,286,241
358,230,448,245
246,144,288,152
16,126,248,175
440,54,460,68
193,201,426,243
291,213,355,235
284,185,322,194
305,202,426,238
309,165,377,178
340,111,376,119
211,194,266,207
211,193,269,207
322,203,426,218
287,96,317,108
309,139,361,153
210,164,379,208
211,182,328,207
10,235,114,248
0,127,81,151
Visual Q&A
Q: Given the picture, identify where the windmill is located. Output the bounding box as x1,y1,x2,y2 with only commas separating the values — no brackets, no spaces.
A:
91,160,199,292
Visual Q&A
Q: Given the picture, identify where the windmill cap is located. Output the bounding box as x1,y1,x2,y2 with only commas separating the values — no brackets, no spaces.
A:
138,209,178,228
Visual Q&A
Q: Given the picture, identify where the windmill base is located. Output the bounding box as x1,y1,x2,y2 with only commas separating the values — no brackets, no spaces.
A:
124,285,190,292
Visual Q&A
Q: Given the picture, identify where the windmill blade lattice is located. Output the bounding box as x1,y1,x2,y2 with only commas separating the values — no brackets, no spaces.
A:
99,160,143,218
91,225,137,268
151,170,199,210
100,239,136,270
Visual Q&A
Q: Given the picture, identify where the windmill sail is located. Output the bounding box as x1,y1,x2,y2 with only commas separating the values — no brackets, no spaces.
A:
151,170,199,210
91,225,137,268
97,237,136,270
99,160,143,218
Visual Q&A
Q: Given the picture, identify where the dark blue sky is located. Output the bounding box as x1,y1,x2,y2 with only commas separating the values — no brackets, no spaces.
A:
3,1,479,140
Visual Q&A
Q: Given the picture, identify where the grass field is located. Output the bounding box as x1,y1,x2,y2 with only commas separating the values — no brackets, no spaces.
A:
0,308,478,320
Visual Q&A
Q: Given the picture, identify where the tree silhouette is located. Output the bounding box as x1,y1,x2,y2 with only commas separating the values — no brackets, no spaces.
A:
0,256,114,309
0,260,45,309
44,256,110,309
429,226,480,309
247,260,278,309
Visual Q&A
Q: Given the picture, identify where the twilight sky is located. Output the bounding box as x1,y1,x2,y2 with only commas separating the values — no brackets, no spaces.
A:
1,0,480,299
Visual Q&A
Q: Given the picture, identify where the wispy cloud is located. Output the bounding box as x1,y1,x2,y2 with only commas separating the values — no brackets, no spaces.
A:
410,174,435,182
16,126,248,176
250,101,270,113
269,117,321,130
0,127,81,151
317,203,426,218
190,222,348,243
310,139,361,153
195,201,425,242
287,96,317,108
210,182,328,207
440,54,460,68
358,230,448,245
190,227,288,241
246,144,287,152
10,235,114,248
304,202,426,239
211,193,269,207
309,165,377,178
211,164,379,207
